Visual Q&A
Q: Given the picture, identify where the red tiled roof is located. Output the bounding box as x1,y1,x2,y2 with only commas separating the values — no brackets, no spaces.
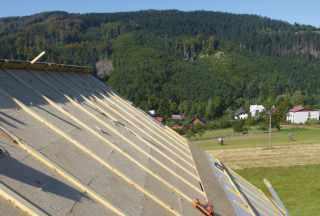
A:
192,118,205,126
154,116,164,123
171,124,184,129
289,105,313,112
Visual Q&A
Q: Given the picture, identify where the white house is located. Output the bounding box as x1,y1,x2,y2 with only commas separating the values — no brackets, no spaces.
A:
148,110,156,116
236,113,248,120
234,107,248,120
286,106,320,124
171,114,185,120
250,105,265,117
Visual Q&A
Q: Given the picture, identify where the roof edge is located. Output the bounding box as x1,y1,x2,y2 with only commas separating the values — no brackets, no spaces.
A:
0,59,93,74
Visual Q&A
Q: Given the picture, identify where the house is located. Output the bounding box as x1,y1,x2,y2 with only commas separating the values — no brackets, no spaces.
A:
192,117,206,126
148,109,156,116
154,116,164,124
286,105,320,124
234,107,248,120
250,105,265,117
171,124,184,130
171,114,185,120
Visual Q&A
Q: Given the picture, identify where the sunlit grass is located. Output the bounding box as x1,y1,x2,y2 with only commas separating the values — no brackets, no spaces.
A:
237,165,320,216
192,126,320,150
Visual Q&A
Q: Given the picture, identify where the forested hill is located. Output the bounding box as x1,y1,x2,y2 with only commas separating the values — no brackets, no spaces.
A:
1,10,320,119
1,10,320,61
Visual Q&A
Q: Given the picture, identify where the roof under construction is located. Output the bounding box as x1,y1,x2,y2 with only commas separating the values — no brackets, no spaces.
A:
0,60,287,216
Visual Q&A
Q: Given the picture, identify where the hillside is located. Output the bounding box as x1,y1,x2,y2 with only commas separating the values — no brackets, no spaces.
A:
1,10,320,118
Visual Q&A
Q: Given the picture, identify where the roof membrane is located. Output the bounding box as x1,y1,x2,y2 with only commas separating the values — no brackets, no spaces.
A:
0,66,286,216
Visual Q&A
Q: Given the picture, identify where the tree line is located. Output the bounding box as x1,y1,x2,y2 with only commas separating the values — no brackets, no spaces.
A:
1,10,320,121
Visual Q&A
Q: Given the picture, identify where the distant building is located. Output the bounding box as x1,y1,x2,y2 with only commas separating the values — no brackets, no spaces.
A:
171,114,185,120
286,105,320,124
192,117,206,126
171,124,184,130
250,105,265,117
234,107,248,120
154,116,164,124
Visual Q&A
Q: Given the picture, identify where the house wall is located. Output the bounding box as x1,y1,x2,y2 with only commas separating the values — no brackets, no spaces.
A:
287,111,320,124
250,105,265,117
235,113,248,120
309,111,320,121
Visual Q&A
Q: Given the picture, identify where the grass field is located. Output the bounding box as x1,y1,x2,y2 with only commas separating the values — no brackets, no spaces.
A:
237,165,320,216
209,143,320,169
191,125,320,215
192,125,320,150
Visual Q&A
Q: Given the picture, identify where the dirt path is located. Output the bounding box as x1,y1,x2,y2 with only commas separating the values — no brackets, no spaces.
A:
208,144,320,169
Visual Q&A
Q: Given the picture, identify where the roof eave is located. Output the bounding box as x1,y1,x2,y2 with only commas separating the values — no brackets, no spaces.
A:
0,59,93,74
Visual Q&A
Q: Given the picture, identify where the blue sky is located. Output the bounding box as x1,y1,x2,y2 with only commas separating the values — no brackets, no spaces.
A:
2,0,320,27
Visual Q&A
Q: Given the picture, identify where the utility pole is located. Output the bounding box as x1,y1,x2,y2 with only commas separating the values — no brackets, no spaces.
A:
268,105,275,149
269,110,272,149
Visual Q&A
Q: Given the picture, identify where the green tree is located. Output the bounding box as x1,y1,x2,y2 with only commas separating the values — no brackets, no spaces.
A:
291,91,305,105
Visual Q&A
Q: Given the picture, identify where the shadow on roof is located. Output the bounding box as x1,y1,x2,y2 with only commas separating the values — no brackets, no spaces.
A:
0,181,52,216
0,69,112,110
0,111,27,129
0,154,88,203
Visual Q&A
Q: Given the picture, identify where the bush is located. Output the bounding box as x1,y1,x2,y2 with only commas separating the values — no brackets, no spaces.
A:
232,120,248,133
245,117,258,126
306,119,320,125
173,127,186,135
257,122,268,131
207,116,232,130
256,112,281,131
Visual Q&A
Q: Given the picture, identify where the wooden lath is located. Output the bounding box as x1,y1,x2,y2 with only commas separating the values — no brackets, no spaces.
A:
7,70,203,200
94,95,195,167
0,84,184,215
0,181,48,216
60,73,195,166
64,73,197,166
111,92,190,147
63,94,204,194
107,93,203,176
83,95,200,179
107,92,202,179
10,96,183,216
101,93,192,154
0,126,125,216
31,71,202,183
